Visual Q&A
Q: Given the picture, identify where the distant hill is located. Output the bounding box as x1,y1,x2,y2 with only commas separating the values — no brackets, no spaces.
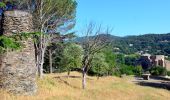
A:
74,34,120,43
75,33,170,56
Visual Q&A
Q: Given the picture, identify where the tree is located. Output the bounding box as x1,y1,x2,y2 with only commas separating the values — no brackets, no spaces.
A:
0,0,77,78
61,43,83,77
102,48,117,75
43,32,76,73
80,22,112,89
89,53,109,79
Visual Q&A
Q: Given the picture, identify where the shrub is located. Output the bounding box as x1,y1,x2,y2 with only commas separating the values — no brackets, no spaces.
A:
119,65,134,75
167,71,170,76
133,66,143,76
149,66,167,76
88,53,109,77
115,65,143,76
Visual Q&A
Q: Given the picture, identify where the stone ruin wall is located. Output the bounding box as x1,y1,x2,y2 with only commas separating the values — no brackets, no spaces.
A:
3,10,34,35
0,10,37,95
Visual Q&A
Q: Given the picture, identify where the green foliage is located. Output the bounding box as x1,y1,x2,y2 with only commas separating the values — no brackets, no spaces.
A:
0,36,21,53
44,42,65,73
113,64,143,76
133,66,143,76
60,43,83,73
149,66,167,76
0,32,41,53
76,33,170,56
0,2,6,8
119,65,134,75
102,48,116,75
167,71,170,76
116,54,125,64
88,53,109,77
124,54,140,66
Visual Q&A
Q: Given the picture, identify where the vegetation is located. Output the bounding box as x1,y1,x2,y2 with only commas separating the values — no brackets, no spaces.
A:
167,71,170,76
60,43,83,77
76,33,170,56
1,72,170,100
0,32,40,53
0,1,170,99
89,53,109,78
149,66,167,76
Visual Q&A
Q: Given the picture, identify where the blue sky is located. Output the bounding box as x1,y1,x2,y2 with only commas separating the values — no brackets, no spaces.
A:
75,0,170,36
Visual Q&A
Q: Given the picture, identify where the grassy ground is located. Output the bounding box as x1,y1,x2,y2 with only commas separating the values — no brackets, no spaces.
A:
0,71,170,100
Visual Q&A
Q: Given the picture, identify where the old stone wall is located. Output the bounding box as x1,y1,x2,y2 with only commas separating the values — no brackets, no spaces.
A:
3,10,33,35
0,10,37,95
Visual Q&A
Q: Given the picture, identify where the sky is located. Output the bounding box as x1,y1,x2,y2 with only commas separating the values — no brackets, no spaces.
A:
75,0,170,36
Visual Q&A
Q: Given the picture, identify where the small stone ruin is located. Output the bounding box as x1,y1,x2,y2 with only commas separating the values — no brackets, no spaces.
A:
0,10,37,95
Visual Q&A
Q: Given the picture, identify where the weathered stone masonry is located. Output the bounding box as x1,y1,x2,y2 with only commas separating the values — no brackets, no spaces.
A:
0,10,37,95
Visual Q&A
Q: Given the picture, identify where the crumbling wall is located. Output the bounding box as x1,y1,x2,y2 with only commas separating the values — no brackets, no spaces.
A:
0,10,37,95
3,10,33,35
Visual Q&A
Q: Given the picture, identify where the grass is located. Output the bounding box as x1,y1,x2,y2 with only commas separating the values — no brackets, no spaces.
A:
0,71,170,100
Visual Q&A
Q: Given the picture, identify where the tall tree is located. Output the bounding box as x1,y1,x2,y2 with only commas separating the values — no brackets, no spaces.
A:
32,0,76,78
80,23,112,89
44,32,76,74
0,0,77,78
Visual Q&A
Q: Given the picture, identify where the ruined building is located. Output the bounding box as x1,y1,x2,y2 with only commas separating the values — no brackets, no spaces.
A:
140,53,165,70
0,10,37,95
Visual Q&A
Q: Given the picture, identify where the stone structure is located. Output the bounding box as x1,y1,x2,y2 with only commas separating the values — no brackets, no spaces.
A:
140,54,166,70
3,10,33,35
150,55,165,67
0,10,37,95
165,60,170,71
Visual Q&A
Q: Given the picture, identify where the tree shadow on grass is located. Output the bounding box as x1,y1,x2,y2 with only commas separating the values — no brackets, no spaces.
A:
54,76,93,89
54,76,80,89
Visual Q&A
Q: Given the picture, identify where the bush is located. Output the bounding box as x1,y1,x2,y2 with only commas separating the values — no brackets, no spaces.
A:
114,65,143,76
133,66,143,76
167,71,170,76
149,66,167,76
88,53,109,77
119,65,134,75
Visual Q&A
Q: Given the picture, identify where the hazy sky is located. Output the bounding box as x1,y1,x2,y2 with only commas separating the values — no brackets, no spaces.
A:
75,0,170,36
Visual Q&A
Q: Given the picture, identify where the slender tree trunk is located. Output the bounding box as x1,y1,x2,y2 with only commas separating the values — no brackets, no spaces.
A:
67,70,70,78
82,67,87,89
37,49,45,78
97,75,100,80
38,64,43,79
49,49,53,74
36,37,46,78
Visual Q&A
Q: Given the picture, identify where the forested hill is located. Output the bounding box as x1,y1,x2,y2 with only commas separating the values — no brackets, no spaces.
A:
75,33,170,56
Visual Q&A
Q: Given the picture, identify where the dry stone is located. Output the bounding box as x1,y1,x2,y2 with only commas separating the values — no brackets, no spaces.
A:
3,10,33,35
0,10,37,95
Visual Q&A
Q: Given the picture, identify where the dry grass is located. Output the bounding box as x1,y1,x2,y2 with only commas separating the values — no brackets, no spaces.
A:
0,71,170,100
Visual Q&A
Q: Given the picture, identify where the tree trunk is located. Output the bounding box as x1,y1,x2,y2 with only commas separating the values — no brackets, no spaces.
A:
67,70,70,78
38,64,43,79
37,52,44,79
82,69,86,89
49,49,53,74
35,41,46,78
97,75,100,80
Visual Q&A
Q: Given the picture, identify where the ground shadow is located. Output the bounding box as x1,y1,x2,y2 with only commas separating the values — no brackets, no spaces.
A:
134,76,170,90
136,81,170,90
55,75,81,79
54,76,80,89
53,75,93,89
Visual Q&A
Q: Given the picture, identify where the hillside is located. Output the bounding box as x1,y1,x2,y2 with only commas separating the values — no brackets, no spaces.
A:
1,72,170,100
75,33,170,56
